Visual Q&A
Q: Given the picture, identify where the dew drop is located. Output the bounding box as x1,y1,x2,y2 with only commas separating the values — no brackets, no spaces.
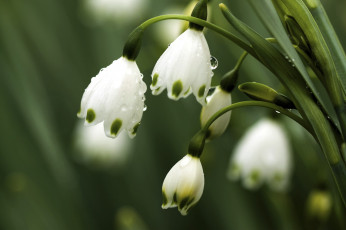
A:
275,111,281,114
285,55,289,59
210,56,218,70
143,104,147,111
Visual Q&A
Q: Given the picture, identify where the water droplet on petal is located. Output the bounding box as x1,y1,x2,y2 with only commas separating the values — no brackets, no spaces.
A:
143,105,147,111
210,56,218,70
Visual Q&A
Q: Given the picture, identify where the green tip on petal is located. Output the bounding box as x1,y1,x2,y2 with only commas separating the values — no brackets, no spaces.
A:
178,197,189,210
110,119,123,136
198,85,206,98
172,80,183,98
173,192,178,204
77,107,81,117
250,170,260,183
152,73,159,86
273,172,283,183
184,88,191,96
162,190,168,207
86,109,96,123
132,123,140,135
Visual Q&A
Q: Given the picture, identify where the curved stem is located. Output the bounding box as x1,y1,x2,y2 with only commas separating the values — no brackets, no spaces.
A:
202,101,314,136
134,14,257,57
234,51,248,70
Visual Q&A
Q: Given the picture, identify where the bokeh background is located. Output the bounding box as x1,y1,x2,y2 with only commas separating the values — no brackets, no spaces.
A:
0,0,345,229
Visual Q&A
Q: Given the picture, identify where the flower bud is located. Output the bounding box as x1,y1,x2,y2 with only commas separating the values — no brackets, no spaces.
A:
200,86,232,140
162,154,204,215
238,82,295,109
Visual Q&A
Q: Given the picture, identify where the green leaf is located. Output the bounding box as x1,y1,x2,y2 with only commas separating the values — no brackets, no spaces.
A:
247,0,340,132
307,0,346,95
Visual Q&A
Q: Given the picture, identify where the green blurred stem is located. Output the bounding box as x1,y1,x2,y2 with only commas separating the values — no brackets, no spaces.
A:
201,101,313,136
133,14,257,57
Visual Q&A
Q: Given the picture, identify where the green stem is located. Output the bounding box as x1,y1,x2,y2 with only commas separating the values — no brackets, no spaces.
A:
134,14,257,57
202,101,313,136
234,51,248,70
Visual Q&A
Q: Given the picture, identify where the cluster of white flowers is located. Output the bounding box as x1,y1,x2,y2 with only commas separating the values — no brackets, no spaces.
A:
227,118,293,191
77,0,293,216
78,30,213,138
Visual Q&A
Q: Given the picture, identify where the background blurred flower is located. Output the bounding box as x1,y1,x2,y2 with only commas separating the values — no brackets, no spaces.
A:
82,0,148,25
73,121,132,169
227,118,293,191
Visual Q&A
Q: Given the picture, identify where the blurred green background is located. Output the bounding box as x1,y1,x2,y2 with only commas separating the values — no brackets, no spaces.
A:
0,0,345,229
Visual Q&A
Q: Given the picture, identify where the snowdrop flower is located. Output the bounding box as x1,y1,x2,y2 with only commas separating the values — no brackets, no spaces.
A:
227,118,292,191
77,56,147,138
83,0,148,24
162,154,204,215
200,86,232,140
74,122,131,168
151,28,213,105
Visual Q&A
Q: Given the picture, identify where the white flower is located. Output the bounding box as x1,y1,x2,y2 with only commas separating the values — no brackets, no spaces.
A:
162,154,204,215
151,28,213,105
74,122,131,168
227,118,292,191
77,57,147,138
83,0,148,24
200,86,232,140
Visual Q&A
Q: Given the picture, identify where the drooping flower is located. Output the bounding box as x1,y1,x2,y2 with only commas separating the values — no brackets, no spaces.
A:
227,118,292,191
151,28,213,105
77,57,147,138
200,86,232,140
162,154,204,215
73,122,131,168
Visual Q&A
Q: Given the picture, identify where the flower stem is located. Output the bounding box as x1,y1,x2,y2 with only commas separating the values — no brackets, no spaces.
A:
201,101,314,136
133,14,257,57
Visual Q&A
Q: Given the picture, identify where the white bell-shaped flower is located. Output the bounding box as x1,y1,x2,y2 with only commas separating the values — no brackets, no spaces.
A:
162,154,204,215
77,57,147,138
151,28,213,105
227,118,292,191
200,86,232,140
